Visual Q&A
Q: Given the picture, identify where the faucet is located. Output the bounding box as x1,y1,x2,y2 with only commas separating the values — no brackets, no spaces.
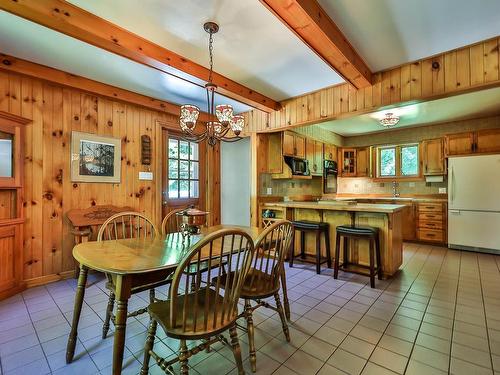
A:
392,181,400,197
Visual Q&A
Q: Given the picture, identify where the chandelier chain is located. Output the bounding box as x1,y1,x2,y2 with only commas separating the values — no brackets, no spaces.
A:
208,31,214,83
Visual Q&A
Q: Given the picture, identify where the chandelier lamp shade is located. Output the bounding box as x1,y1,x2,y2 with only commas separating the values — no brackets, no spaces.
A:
379,112,400,128
179,22,245,147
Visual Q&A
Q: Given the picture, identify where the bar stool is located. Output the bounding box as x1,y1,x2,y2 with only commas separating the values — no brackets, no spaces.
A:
334,225,382,288
289,220,331,274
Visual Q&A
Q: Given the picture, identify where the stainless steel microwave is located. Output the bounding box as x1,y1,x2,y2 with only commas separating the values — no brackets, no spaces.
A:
284,156,310,176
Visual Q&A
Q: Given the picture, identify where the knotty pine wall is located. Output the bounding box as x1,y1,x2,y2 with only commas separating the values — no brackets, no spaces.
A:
0,70,187,284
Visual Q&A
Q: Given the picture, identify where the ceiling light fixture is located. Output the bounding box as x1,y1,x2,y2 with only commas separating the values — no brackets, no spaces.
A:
179,22,244,147
379,112,400,128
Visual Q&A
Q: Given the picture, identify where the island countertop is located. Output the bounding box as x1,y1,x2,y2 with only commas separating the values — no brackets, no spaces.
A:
262,201,406,214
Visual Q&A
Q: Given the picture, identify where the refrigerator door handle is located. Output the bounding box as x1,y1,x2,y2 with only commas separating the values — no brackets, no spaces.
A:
449,209,461,215
450,166,455,203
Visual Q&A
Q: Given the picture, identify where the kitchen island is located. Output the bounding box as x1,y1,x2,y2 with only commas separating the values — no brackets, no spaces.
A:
260,201,406,277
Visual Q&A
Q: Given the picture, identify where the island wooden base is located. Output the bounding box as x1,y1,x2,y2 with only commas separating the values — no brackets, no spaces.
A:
271,206,403,278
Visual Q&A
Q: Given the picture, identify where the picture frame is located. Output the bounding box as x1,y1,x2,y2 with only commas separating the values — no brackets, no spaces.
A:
71,131,121,183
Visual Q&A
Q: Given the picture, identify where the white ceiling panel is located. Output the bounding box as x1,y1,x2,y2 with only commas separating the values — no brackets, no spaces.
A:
68,0,344,100
318,0,500,72
318,87,500,136
0,11,250,114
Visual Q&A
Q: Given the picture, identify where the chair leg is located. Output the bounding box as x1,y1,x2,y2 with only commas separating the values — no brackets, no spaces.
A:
300,231,305,259
289,231,295,268
375,233,382,280
102,292,115,339
274,293,290,342
179,339,189,375
315,231,321,274
334,233,340,279
229,324,245,375
325,229,332,269
369,239,375,288
280,268,291,321
343,237,349,267
140,319,158,375
149,289,155,303
244,299,257,373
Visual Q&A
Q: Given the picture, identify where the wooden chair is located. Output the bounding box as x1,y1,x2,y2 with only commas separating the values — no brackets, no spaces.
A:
140,229,255,375
217,220,294,372
160,207,185,236
97,212,169,339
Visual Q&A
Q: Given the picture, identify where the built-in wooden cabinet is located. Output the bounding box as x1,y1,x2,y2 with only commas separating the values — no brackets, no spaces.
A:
283,131,305,158
445,129,500,156
324,143,337,161
422,138,445,175
340,148,357,176
356,147,371,177
417,202,446,244
306,139,323,176
0,111,29,301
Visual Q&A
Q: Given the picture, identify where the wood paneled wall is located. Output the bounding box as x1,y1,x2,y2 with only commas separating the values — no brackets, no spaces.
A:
244,37,500,132
0,70,214,284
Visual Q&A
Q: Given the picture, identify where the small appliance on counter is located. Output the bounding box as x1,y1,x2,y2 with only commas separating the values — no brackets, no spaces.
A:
284,156,310,176
323,159,338,194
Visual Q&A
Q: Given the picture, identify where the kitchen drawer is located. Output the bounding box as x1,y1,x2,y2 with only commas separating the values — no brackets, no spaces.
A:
418,212,443,221
418,202,443,213
418,229,444,242
418,220,443,230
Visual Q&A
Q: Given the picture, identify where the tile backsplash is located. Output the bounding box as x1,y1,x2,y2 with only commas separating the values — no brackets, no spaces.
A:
337,177,447,195
260,173,322,196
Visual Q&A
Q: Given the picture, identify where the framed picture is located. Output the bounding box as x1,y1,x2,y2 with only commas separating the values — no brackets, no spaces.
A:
71,131,121,183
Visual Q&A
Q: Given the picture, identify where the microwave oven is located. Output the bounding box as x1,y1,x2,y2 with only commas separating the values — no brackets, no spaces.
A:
284,156,310,176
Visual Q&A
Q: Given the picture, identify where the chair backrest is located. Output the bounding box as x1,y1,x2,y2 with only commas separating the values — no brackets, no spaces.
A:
160,207,185,236
169,229,255,335
248,220,294,294
97,211,158,241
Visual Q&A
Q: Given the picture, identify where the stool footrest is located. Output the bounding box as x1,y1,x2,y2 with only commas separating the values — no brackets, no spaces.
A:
339,262,379,277
290,254,330,267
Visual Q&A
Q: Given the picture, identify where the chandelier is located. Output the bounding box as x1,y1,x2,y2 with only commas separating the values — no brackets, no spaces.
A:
379,113,400,128
179,22,245,147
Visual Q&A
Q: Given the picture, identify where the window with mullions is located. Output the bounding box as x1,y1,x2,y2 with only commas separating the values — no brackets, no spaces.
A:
377,144,419,178
167,138,199,199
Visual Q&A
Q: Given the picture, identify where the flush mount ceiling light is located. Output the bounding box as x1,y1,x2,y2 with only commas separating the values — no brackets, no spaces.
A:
379,112,400,128
179,22,245,147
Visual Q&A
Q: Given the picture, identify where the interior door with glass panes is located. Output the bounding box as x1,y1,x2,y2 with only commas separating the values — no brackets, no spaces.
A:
162,130,205,218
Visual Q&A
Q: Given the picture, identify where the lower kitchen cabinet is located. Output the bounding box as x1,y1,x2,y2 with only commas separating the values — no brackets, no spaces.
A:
417,202,447,244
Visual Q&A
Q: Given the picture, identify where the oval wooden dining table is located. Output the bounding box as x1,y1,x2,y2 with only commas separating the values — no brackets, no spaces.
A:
65,225,290,375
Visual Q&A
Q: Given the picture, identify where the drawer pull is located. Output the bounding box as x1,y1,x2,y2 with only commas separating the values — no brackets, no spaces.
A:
426,223,436,226
427,233,435,237
426,215,435,218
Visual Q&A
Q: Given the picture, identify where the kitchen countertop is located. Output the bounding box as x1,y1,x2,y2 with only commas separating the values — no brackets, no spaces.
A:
333,195,447,202
263,201,406,213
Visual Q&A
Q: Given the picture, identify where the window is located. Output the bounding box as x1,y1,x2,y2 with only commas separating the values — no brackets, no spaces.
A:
377,143,419,178
167,137,199,199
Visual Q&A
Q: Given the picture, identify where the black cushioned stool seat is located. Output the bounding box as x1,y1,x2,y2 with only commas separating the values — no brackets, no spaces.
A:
289,221,331,274
334,225,382,288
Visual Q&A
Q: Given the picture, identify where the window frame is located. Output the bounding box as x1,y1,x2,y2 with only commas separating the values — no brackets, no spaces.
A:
375,143,421,181
166,136,200,201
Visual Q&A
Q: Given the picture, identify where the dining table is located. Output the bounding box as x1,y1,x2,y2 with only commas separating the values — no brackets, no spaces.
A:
65,225,290,375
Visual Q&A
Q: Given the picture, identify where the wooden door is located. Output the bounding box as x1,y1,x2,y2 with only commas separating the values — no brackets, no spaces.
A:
267,132,283,173
295,134,306,158
314,141,324,176
305,138,317,174
356,147,369,177
475,129,500,154
402,202,416,241
445,132,474,156
282,132,295,156
324,144,336,161
422,138,445,175
0,225,18,296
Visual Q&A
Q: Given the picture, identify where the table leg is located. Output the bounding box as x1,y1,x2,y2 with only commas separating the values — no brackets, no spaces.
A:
66,265,89,363
113,275,132,375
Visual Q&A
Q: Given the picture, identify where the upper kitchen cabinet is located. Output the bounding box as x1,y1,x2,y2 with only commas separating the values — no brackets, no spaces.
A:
356,147,372,177
340,148,357,176
445,129,500,156
422,138,445,175
306,139,323,176
283,131,305,158
324,143,337,161
475,129,500,154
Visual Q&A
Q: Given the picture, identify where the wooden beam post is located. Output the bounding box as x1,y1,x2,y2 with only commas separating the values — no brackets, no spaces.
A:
260,0,372,89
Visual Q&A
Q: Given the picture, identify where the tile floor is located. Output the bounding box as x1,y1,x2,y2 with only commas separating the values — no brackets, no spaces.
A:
1,242,500,374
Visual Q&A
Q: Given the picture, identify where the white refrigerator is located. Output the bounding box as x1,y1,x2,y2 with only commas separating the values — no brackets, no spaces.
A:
448,154,500,254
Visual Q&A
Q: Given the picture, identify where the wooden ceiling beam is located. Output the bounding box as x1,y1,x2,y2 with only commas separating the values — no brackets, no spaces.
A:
0,0,281,112
0,53,212,121
260,0,372,89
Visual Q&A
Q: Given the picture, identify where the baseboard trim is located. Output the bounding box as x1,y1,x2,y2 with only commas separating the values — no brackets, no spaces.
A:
24,270,75,288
